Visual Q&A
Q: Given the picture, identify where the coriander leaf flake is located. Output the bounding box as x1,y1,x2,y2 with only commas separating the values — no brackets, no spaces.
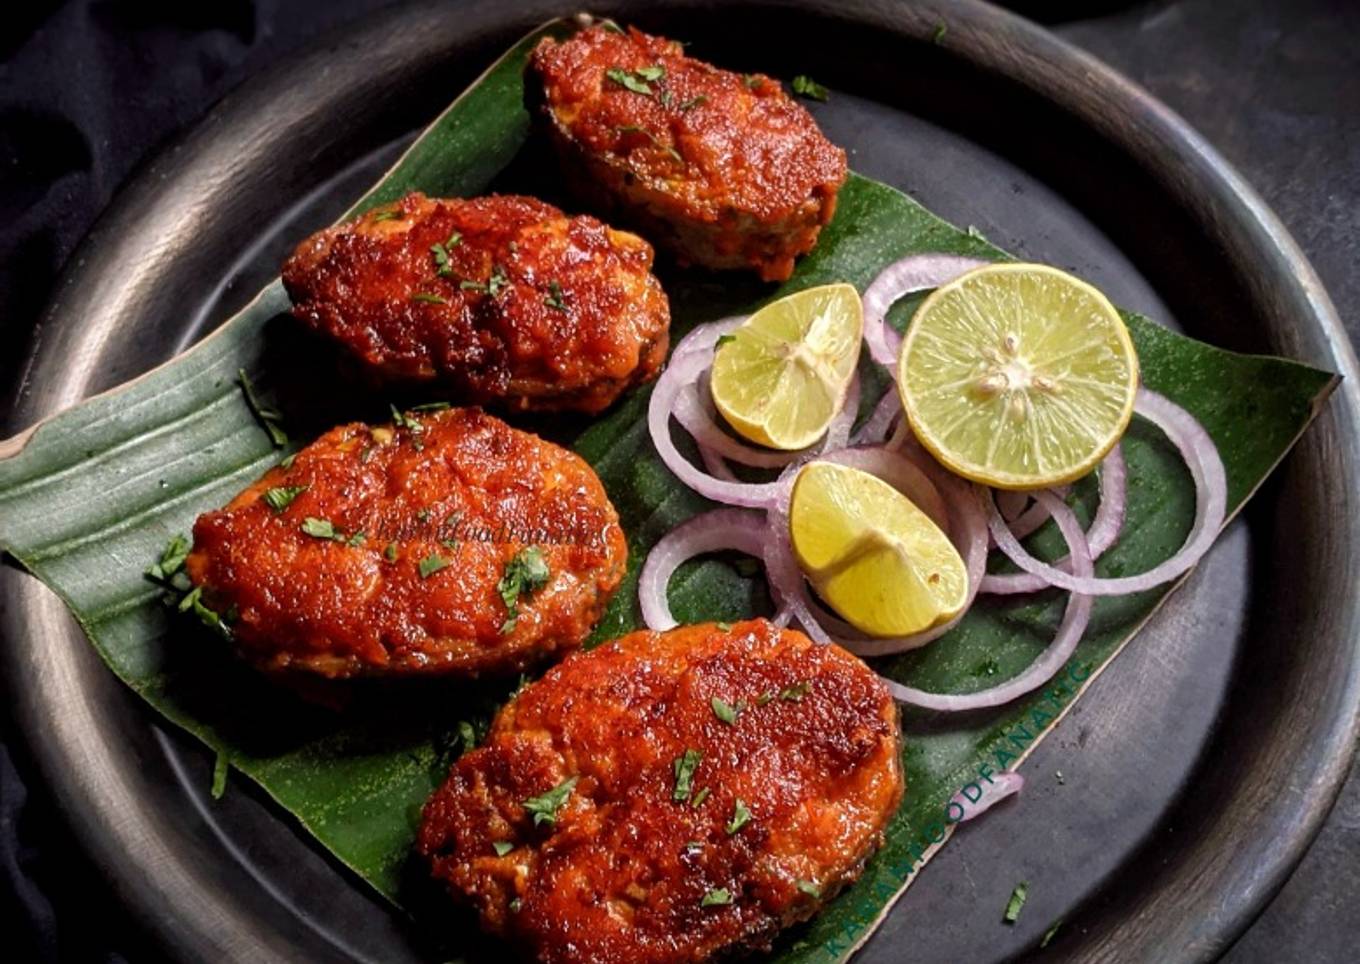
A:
1003,881,1029,924
711,696,742,725
672,748,702,803
263,485,307,513
791,75,829,101
419,553,452,579
238,368,287,447
725,798,752,835
522,776,578,827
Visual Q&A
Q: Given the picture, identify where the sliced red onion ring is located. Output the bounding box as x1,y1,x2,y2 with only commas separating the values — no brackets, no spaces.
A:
673,316,747,358
885,491,1094,710
951,771,1025,821
648,349,783,507
638,508,769,631
650,330,863,507
862,254,989,366
982,447,1126,595
675,384,807,469
987,391,1224,596
851,390,902,447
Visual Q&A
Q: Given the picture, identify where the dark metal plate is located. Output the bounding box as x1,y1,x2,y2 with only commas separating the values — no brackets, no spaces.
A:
2,1,1357,961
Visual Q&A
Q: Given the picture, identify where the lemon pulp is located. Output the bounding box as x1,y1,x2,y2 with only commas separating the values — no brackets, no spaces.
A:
898,263,1138,490
789,462,968,637
710,283,863,451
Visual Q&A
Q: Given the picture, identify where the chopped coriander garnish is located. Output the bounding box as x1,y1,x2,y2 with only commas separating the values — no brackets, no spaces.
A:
701,888,732,908
419,553,452,579
790,75,829,101
279,453,296,469
498,547,550,634
263,485,307,513
431,240,455,277
417,507,432,523
1040,920,1062,948
301,517,339,540
796,879,821,898
672,748,702,803
780,680,811,702
600,19,624,34
492,841,514,857
346,530,366,548
177,585,232,640
691,787,711,808
409,401,451,413
544,280,569,311
715,334,736,350
613,124,684,163
933,21,948,44
725,798,752,835
684,840,703,854
509,897,522,913
678,94,708,111
522,776,578,826
458,720,478,753
238,368,287,447
460,264,510,298
372,209,401,222
715,621,733,632
380,540,399,561
710,696,742,725
211,752,229,800
411,292,447,304
756,689,777,707
1003,881,1028,924
177,585,204,612
606,65,663,95
146,534,190,581
743,73,761,89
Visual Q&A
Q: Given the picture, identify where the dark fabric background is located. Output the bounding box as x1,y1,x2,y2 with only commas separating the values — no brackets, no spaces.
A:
1,1,1356,961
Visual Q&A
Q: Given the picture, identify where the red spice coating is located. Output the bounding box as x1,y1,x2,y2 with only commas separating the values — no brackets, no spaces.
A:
418,619,903,962
184,407,626,678
530,25,848,282
281,193,670,414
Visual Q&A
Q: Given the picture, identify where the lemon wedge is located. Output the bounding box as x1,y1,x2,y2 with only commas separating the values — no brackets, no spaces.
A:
898,263,1138,490
789,462,968,637
711,283,863,450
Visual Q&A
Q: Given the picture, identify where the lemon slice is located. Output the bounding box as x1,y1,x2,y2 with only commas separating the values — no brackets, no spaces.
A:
711,283,863,450
898,263,1138,490
789,462,968,637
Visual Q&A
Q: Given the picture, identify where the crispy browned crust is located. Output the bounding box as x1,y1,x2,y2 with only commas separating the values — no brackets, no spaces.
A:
184,407,627,679
418,619,904,963
281,193,670,414
529,26,848,282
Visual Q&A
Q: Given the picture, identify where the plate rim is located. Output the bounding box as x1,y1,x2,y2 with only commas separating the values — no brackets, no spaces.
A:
2,0,1357,960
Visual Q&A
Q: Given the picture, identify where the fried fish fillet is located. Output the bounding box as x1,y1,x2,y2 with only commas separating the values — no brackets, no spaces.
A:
418,619,903,962
184,407,627,678
281,193,670,414
530,25,848,282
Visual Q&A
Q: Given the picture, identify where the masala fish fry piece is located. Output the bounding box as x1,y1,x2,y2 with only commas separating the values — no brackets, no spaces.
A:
184,407,627,679
418,619,903,963
282,193,670,414
530,25,848,282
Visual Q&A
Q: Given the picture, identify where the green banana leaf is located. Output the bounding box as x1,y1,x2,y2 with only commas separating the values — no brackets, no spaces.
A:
0,17,1335,963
